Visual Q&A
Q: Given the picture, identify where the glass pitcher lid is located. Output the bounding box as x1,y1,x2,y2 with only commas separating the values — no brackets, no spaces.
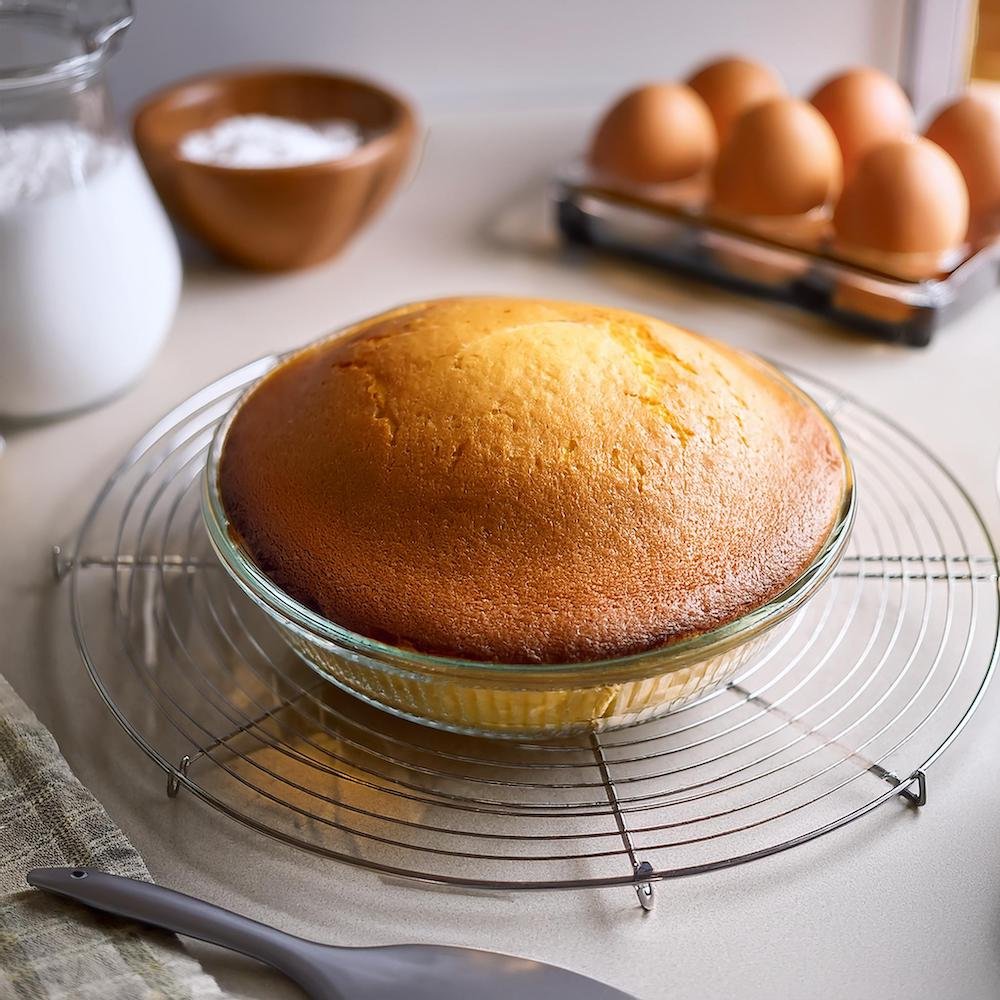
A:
0,0,133,90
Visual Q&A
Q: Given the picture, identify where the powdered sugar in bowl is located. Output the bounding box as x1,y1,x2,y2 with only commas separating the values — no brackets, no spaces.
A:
133,69,417,271
0,0,180,420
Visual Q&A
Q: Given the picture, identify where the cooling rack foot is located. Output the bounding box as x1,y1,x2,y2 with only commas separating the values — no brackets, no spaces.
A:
633,861,655,911
51,545,71,581
166,755,191,798
898,769,927,807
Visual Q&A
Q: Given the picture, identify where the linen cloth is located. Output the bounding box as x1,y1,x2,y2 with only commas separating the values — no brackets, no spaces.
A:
0,673,222,1000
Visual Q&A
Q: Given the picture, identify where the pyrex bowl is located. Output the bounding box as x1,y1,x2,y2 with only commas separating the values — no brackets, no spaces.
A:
202,355,855,739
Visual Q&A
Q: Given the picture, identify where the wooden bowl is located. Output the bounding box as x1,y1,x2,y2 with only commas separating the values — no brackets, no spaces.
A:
134,67,417,271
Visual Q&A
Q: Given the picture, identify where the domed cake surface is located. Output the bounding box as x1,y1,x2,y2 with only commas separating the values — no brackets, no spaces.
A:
219,297,846,663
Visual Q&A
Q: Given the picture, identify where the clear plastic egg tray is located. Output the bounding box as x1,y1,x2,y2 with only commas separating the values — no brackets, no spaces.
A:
554,163,1000,347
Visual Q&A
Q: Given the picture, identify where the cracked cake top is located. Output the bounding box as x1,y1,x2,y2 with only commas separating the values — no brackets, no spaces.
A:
218,296,847,663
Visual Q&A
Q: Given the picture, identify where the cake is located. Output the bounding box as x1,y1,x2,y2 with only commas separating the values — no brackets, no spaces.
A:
219,296,846,664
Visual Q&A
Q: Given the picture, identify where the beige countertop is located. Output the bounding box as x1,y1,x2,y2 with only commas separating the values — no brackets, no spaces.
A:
2,106,1000,1000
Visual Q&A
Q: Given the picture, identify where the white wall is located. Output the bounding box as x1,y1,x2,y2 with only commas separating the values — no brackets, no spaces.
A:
110,0,908,115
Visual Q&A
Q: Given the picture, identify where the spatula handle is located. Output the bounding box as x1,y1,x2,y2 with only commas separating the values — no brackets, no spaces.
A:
27,867,334,998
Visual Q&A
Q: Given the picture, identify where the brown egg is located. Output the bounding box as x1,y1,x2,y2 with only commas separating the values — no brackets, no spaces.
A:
833,137,968,268
810,68,914,178
589,83,717,184
925,93,1000,239
712,97,842,217
708,99,840,287
832,137,968,322
687,56,785,144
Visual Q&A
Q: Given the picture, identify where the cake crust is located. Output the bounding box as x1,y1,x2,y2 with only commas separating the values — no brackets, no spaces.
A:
219,297,846,663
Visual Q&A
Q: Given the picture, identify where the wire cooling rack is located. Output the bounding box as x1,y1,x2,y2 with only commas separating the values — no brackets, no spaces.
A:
56,356,999,910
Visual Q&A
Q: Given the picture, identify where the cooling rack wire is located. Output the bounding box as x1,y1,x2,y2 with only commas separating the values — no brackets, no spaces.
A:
55,357,999,910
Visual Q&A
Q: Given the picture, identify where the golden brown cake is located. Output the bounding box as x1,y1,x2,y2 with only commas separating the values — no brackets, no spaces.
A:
219,297,845,664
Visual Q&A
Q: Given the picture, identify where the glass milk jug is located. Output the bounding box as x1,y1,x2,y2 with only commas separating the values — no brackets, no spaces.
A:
0,0,181,419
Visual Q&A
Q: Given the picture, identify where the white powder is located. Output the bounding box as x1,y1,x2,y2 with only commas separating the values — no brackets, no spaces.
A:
178,114,363,168
0,123,181,418
0,123,121,210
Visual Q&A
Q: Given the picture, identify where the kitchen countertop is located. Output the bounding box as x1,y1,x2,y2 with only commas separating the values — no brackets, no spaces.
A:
2,106,1000,1000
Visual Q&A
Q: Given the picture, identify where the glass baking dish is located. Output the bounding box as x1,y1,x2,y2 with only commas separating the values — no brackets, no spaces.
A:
202,353,856,739
555,162,1000,348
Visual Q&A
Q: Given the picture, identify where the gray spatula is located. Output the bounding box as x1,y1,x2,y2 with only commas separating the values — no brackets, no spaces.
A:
27,867,634,1000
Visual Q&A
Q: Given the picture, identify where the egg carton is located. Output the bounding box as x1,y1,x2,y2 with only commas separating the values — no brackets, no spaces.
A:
554,164,1000,347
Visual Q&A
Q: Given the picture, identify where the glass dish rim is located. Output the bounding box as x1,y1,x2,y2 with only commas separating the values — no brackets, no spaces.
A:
201,344,857,679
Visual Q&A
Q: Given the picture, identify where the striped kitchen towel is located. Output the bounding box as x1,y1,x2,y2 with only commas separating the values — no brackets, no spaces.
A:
0,673,222,1000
